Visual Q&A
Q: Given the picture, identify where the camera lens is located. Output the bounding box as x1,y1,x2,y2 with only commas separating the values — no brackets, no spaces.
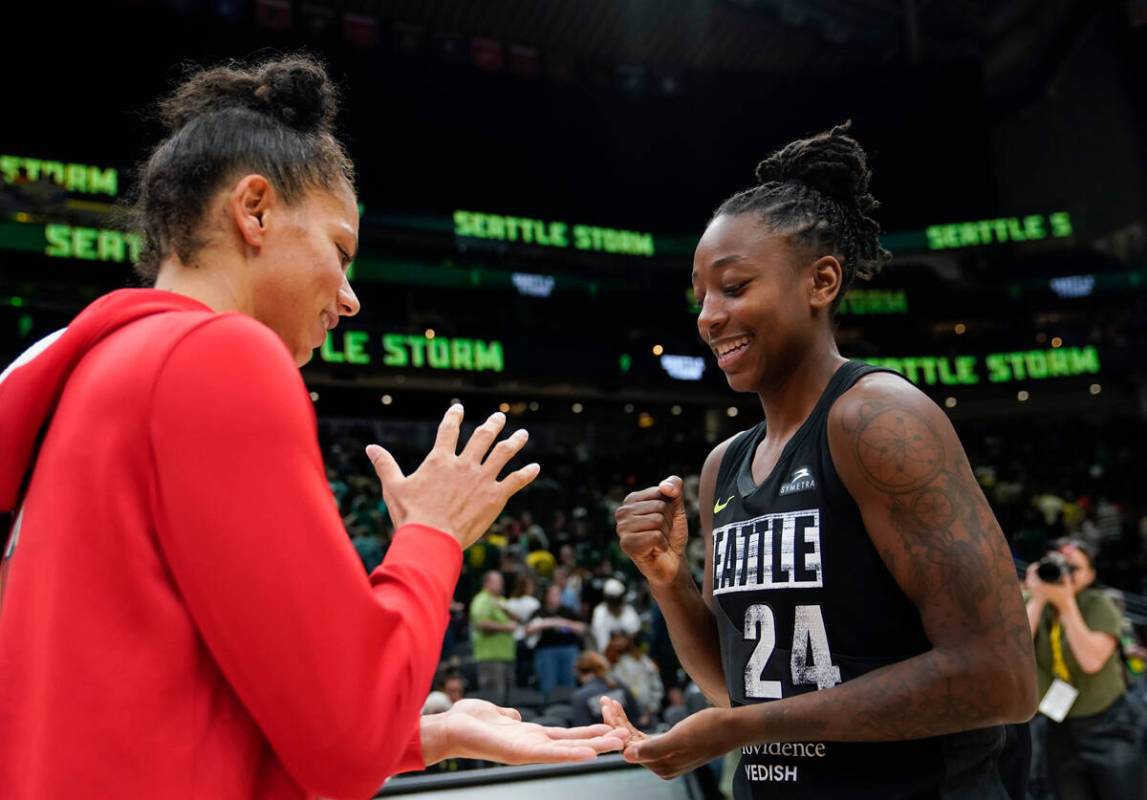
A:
1037,558,1064,583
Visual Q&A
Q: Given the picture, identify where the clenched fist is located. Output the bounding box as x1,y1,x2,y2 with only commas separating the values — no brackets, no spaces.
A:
614,475,689,589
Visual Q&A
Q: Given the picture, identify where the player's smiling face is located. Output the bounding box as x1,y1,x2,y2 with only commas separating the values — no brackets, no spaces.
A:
692,214,813,393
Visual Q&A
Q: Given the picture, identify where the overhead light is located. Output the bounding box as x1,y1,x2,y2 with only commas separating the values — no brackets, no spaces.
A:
499,402,511,413
1049,275,1095,299
671,405,683,415
652,344,664,356
381,394,393,405
1051,337,1063,348
572,403,584,414
623,403,635,413
660,354,706,381
954,323,966,335
1017,390,1030,402
511,272,556,298
726,406,739,418
944,397,957,408
425,328,436,340
309,391,319,402
1089,384,1101,396
528,401,540,411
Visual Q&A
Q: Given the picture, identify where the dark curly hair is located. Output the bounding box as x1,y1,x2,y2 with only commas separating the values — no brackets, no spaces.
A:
714,121,892,311
127,54,355,282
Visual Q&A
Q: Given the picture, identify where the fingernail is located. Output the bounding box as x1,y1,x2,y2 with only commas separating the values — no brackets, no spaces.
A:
514,429,528,439
491,411,505,421
365,445,381,462
450,403,463,414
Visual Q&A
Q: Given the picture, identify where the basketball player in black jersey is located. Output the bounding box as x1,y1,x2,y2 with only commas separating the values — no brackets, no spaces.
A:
606,123,1037,799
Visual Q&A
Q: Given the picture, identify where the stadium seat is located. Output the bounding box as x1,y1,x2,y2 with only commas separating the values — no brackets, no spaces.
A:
507,687,545,710
544,685,574,704
541,703,573,724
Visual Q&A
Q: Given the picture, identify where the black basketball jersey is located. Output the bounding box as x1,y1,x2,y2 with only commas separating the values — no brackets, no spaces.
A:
711,360,1011,800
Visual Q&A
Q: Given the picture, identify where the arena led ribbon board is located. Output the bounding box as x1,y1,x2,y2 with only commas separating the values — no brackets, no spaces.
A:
454,210,655,257
836,289,907,315
865,346,1100,386
321,331,505,373
1,155,119,197
925,212,1073,250
44,224,143,263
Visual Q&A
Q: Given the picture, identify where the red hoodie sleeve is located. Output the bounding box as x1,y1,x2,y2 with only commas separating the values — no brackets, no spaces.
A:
147,315,459,799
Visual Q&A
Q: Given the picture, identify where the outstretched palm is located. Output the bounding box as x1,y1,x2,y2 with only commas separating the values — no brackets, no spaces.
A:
444,699,626,764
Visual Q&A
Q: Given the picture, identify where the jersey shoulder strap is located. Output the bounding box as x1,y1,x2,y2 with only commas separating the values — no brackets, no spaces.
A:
714,422,764,496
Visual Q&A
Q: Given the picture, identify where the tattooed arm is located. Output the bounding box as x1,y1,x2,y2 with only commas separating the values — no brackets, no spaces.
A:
617,375,1038,777
827,374,1036,727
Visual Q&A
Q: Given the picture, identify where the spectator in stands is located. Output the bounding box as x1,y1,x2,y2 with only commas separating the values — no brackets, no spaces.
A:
527,583,587,695
349,526,383,572
436,669,467,706
504,572,542,688
571,651,642,729
552,566,580,612
469,571,517,705
591,578,642,650
605,632,664,721
558,546,585,608
422,691,452,715
1025,538,1145,799
526,536,556,578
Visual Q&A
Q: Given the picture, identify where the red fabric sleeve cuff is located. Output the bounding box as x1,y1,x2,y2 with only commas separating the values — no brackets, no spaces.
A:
384,523,463,582
393,722,426,774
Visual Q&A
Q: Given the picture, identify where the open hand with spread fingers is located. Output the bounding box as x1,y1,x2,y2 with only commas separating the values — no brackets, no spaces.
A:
366,405,539,549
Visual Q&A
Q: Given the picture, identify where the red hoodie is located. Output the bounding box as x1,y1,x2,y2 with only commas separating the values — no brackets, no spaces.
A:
0,290,461,799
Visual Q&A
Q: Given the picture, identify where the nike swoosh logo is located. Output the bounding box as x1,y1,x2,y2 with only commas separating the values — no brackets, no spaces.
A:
713,496,734,514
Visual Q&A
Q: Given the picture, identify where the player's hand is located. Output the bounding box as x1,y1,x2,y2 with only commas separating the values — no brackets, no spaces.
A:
614,475,689,588
600,695,648,748
620,706,738,780
423,699,627,765
365,405,539,549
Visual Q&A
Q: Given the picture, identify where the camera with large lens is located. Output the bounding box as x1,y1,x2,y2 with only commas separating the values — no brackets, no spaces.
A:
1036,552,1071,583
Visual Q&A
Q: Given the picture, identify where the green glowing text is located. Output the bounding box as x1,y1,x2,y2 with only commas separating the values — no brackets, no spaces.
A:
925,212,1072,250
1,155,118,196
454,210,654,257
44,224,142,263
866,346,1100,386
321,331,505,372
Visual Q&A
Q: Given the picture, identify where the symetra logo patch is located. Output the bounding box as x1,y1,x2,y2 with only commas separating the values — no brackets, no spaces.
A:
779,466,816,496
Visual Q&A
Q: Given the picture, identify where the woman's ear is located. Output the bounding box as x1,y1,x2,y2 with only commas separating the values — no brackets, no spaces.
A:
227,174,274,249
810,255,843,311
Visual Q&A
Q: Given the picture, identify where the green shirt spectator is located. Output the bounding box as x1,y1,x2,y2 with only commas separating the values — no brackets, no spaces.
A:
470,580,515,663
1033,587,1126,717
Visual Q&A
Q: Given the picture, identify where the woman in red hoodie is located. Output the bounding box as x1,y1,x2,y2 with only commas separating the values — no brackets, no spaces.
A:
0,55,623,800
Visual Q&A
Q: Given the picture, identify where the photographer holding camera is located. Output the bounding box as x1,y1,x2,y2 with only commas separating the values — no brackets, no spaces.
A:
1025,538,1144,800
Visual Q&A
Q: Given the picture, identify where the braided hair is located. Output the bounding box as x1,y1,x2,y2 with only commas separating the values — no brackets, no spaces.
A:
714,121,891,310
127,54,354,282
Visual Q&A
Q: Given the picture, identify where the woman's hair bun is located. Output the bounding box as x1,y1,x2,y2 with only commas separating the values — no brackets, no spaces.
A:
159,54,338,134
753,120,878,214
